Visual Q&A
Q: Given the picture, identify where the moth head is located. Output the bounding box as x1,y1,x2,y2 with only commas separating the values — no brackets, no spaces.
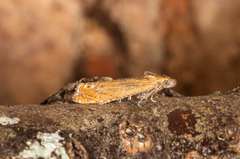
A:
162,78,177,88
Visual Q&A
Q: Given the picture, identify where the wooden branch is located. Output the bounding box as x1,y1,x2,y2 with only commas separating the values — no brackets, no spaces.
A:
0,88,240,158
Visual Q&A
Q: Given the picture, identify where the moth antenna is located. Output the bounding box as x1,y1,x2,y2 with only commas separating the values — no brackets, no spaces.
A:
161,74,168,78
144,72,169,78
144,71,158,76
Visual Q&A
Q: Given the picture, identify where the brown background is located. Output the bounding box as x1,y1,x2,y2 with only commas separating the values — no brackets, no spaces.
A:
0,0,240,105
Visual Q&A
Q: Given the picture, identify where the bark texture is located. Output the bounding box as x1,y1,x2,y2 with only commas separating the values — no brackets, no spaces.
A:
0,88,240,158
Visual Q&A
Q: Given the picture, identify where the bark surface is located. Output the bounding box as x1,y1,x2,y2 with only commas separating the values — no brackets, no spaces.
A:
0,88,240,158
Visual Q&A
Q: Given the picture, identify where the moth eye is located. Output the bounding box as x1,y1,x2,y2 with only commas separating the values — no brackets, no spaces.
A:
163,80,170,86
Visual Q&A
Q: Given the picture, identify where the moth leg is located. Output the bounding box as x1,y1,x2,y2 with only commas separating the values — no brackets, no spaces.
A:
149,85,164,102
137,99,144,107
145,88,158,102
149,88,161,103
137,93,150,106
119,99,122,103
128,96,132,100
137,93,151,106
150,94,157,103
138,86,163,106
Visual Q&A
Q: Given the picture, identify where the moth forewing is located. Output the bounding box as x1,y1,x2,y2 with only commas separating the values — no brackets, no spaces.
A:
72,72,177,105
73,79,156,104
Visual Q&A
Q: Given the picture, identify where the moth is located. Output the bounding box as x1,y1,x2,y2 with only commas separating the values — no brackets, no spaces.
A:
40,76,112,105
72,71,177,106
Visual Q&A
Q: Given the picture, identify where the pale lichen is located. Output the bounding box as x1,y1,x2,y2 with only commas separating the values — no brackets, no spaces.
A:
0,115,20,125
19,130,69,159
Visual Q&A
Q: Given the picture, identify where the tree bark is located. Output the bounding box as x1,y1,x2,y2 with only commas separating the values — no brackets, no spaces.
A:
0,88,240,159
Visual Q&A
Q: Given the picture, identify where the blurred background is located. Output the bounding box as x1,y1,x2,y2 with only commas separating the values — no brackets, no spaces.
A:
0,0,240,105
